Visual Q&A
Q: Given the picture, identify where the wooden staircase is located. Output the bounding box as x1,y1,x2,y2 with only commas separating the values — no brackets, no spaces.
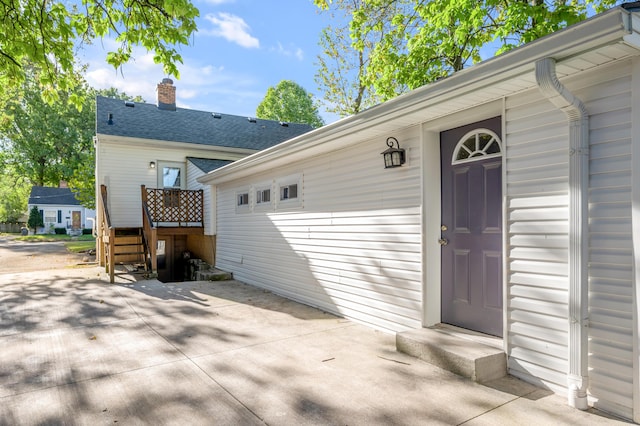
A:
112,227,146,264
103,227,148,283
99,184,205,283
100,185,151,283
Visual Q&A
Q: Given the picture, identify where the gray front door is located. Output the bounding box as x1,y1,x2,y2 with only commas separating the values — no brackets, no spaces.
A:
440,117,503,337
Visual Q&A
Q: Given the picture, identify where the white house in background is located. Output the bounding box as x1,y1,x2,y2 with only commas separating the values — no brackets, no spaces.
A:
27,185,95,234
199,4,640,421
94,79,313,282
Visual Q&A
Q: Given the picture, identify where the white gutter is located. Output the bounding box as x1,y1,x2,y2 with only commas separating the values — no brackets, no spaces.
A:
535,57,589,410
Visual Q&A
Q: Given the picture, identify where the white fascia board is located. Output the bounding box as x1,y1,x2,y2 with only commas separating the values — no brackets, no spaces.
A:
199,8,635,186
95,133,257,158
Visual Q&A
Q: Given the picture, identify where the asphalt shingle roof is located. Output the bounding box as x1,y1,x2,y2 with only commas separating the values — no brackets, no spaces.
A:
28,186,81,206
96,96,314,151
187,157,234,173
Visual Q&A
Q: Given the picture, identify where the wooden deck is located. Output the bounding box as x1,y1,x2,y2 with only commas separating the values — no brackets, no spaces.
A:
99,185,204,283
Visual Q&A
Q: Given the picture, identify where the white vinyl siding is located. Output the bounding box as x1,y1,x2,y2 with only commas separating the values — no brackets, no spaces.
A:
97,139,240,229
505,60,635,419
505,85,570,394
187,161,214,235
27,204,95,234
579,61,634,419
215,128,423,333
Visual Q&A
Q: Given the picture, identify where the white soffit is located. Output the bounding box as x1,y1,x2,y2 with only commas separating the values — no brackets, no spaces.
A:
199,7,640,185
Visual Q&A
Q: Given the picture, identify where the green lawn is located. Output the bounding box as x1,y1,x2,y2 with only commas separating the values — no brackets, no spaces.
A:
14,233,94,242
64,240,96,253
3,233,96,252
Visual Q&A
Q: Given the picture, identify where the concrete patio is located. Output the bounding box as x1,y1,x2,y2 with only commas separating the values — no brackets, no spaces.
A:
0,267,629,425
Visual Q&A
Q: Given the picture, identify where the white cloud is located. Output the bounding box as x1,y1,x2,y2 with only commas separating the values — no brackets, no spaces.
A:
270,42,304,61
201,13,259,48
82,40,264,115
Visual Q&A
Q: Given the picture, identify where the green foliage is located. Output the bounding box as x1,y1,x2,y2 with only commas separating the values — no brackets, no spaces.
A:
315,0,622,103
27,205,44,233
0,0,199,108
315,0,388,117
0,67,143,210
256,80,325,128
0,165,30,222
0,67,95,188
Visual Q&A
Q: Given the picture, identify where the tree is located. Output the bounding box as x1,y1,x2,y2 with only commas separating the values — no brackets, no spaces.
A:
0,163,30,223
256,80,325,128
315,0,393,117
67,88,145,209
0,0,198,108
315,0,621,103
0,67,144,210
27,206,44,234
0,67,95,189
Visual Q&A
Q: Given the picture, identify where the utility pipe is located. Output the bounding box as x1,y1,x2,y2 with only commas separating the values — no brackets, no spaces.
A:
535,57,590,410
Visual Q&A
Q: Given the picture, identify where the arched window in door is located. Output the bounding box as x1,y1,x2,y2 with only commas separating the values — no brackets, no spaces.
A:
451,128,502,165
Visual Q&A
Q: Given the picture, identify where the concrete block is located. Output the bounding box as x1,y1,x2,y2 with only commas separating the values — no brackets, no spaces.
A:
396,327,506,383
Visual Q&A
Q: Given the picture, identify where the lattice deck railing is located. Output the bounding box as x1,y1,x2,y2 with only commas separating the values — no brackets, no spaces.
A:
142,186,204,226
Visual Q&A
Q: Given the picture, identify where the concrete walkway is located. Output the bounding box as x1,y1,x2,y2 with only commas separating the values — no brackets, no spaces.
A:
0,268,629,425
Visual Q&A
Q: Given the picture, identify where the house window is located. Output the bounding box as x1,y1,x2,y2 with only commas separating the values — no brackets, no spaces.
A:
452,128,502,165
44,210,57,224
280,184,298,201
256,188,271,204
237,193,249,206
162,166,181,188
275,174,303,209
157,161,185,190
57,210,62,223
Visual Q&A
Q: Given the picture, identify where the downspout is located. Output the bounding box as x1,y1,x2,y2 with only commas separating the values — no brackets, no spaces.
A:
535,57,589,410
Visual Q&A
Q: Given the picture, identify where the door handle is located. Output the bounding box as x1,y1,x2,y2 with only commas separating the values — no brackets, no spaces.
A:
438,238,448,246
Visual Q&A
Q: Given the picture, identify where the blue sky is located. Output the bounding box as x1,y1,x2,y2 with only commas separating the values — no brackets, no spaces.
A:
79,1,340,123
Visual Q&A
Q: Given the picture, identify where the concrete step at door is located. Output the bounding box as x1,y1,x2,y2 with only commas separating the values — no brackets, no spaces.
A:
396,325,506,383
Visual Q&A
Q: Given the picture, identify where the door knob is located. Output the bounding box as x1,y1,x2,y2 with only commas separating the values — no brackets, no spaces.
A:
438,238,448,246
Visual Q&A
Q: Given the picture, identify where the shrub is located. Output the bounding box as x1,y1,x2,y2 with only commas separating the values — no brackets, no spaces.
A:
82,228,92,235
27,206,44,233
54,227,67,235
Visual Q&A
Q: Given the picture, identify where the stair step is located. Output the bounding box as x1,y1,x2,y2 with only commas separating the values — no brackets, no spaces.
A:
195,269,233,281
115,227,143,236
396,325,506,383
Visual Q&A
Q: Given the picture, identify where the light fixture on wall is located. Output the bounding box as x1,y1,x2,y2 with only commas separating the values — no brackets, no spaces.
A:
381,137,406,168
149,161,156,169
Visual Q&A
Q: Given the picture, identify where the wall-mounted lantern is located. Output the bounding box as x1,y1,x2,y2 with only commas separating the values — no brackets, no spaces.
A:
381,137,406,168
149,161,156,169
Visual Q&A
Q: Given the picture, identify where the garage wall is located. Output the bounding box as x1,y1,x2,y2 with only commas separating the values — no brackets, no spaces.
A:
215,127,424,332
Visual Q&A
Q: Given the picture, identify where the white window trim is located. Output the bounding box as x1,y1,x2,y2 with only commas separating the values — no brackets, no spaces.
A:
451,128,502,165
157,161,186,189
276,173,303,209
253,182,274,211
44,210,57,224
235,187,251,213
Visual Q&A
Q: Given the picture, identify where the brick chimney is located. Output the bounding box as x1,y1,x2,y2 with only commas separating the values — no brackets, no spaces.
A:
59,180,68,188
157,78,176,111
